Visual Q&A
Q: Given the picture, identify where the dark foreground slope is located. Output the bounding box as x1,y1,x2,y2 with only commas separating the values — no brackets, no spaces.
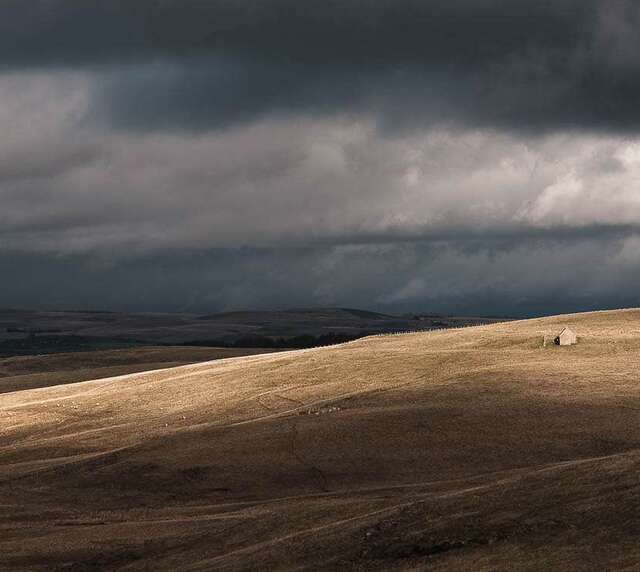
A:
1,310,640,570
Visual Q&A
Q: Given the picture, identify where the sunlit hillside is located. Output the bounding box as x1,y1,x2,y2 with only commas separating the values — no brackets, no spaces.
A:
2,309,640,570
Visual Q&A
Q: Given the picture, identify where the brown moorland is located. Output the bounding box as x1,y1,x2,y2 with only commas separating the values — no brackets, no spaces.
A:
0,346,280,395
1,309,640,570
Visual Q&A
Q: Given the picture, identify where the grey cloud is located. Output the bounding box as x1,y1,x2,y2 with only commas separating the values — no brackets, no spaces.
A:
3,1,640,132
3,100,640,254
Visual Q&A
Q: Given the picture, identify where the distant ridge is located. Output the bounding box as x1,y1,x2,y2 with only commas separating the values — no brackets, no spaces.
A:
196,308,393,320
0,307,506,356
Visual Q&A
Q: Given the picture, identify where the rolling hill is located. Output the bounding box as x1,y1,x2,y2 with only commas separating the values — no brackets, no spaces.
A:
2,309,640,570
0,347,280,395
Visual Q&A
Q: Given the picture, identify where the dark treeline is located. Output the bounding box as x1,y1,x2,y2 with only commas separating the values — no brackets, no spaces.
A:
0,334,141,357
182,332,365,349
0,331,369,358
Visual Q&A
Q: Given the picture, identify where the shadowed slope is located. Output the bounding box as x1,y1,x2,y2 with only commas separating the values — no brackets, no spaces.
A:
1,309,640,570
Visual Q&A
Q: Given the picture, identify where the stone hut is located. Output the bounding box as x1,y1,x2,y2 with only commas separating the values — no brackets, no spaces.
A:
554,327,577,346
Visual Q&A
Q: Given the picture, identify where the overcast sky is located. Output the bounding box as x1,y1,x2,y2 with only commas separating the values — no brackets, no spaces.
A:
2,0,640,316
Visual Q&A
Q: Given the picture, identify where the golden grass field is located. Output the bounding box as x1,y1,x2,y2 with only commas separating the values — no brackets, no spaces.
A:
0,346,280,396
2,309,640,570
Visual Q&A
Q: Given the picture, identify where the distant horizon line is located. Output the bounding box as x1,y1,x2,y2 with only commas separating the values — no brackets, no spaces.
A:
0,305,596,321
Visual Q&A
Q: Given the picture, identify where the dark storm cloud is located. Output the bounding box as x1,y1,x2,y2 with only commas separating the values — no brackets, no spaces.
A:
3,234,640,316
0,0,588,67
90,58,367,132
3,0,640,132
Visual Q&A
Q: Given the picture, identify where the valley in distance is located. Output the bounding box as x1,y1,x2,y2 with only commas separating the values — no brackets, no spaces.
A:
1,307,639,570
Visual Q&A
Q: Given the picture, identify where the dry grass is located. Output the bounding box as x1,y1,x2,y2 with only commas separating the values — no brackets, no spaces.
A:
0,346,280,395
1,309,640,570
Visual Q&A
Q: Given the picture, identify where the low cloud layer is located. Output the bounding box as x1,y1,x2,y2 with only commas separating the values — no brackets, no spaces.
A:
1,2,640,314
4,235,640,316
